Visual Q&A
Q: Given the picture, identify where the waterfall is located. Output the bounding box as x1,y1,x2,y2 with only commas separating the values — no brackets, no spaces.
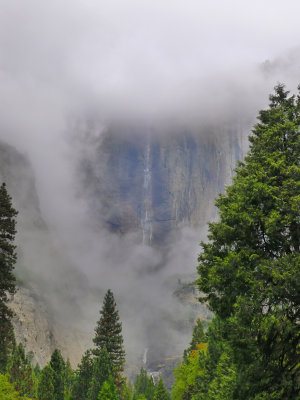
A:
141,135,153,245
143,347,148,365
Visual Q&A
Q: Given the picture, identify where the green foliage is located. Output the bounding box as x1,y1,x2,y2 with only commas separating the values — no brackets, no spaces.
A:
197,84,300,398
134,368,155,400
87,347,113,400
97,377,118,400
0,322,15,376
50,349,65,400
183,319,205,360
70,350,93,400
206,349,236,400
63,359,74,400
0,373,33,400
33,364,41,378
0,183,18,372
6,344,36,398
93,289,125,374
172,348,208,400
154,377,169,400
119,379,133,400
37,365,54,400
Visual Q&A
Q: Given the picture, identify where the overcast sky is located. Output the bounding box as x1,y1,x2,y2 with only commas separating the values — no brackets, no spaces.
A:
1,0,300,118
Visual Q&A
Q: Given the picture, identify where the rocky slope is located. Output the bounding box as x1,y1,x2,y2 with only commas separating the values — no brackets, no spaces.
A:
9,287,89,367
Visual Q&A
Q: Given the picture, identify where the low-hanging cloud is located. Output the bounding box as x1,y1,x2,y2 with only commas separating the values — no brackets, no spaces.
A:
1,0,300,370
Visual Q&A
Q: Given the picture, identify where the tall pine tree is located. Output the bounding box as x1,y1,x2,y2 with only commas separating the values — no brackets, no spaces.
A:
49,349,65,400
70,350,93,400
87,347,113,400
93,289,125,373
6,343,36,398
134,368,155,400
97,377,118,400
154,377,170,400
37,365,54,400
0,183,18,371
197,84,300,398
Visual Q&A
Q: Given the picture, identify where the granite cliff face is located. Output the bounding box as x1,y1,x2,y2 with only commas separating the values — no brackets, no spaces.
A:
80,122,248,246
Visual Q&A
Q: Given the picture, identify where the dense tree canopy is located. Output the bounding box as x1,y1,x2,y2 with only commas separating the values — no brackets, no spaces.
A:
0,183,18,371
197,84,300,399
0,373,33,400
88,347,114,400
133,368,155,400
49,349,65,400
6,343,36,398
153,377,170,400
37,365,54,400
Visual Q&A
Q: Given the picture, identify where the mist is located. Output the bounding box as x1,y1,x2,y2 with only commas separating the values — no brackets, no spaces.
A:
1,0,300,372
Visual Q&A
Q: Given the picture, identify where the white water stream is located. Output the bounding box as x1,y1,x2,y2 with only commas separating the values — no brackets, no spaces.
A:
141,136,153,245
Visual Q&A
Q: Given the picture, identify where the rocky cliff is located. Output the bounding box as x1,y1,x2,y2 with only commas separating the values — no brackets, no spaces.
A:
79,121,248,246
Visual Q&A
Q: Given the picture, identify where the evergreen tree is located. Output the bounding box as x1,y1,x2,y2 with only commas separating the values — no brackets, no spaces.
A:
6,343,36,398
37,365,54,400
119,379,133,400
206,350,237,400
172,349,208,400
34,363,41,378
0,183,18,371
183,319,205,360
87,347,113,400
153,377,170,400
63,359,74,400
134,368,155,400
93,289,125,373
70,350,93,400
0,373,33,400
97,377,118,400
197,84,300,398
49,349,65,400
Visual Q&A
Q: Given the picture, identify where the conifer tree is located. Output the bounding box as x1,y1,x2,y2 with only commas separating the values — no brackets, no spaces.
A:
37,365,54,400
70,350,93,400
49,349,65,400
87,347,113,400
6,343,36,398
197,84,300,398
206,350,236,400
153,377,170,400
64,359,74,400
93,289,125,373
97,377,118,400
134,368,155,400
183,319,205,360
0,183,18,371
0,373,33,400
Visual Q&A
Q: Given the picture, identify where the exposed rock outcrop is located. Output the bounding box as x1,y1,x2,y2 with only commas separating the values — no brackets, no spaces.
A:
10,287,90,367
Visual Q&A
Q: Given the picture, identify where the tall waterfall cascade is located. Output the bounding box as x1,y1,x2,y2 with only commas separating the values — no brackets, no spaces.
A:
141,136,153,245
